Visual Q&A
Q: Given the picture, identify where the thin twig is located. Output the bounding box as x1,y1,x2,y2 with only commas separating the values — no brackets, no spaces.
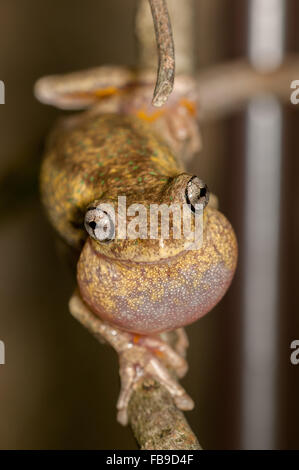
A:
136,0,195,75
148,0,175,107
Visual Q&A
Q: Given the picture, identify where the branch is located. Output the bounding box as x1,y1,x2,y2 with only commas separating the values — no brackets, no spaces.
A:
69,292,201,450
128,378,201,450
148,0,175,107
136,0,195,75
136,0,195,106
197,55,299,121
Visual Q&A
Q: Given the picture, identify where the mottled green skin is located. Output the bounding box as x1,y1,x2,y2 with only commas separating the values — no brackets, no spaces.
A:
40,113,182,250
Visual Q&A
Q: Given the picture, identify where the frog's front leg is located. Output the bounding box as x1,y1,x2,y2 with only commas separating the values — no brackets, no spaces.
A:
69,291,194,426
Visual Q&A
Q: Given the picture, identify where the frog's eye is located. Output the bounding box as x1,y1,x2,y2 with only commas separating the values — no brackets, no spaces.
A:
185,176,209,212
84,206,115,242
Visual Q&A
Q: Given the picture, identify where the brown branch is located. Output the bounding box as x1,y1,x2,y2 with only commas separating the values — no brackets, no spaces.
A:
128,378,201,450
69,292,201,450
197,55,299,121
136,0,195,75
148,0,175,107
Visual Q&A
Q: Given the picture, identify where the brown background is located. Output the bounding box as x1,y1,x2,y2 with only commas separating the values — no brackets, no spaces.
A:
0,0,298,449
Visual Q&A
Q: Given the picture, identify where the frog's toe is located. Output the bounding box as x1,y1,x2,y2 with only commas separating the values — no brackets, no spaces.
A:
173,328,189,358
117,362,136,426
146,355,194,410
161,328,189,359
174,393,194,411
116,339,193,425
136,335,189,378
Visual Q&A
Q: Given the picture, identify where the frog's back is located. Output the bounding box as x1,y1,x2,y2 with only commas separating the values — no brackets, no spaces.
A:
40,113,181,248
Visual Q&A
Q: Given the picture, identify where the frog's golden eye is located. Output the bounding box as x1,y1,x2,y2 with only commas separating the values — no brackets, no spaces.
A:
84,206,115,243
185,176,209,212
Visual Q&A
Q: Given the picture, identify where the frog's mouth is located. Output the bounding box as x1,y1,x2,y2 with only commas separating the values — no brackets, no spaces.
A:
88,239,199,266
87,236,205,265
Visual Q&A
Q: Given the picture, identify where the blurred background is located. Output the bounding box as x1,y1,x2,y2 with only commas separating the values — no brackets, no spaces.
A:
0,0,298,449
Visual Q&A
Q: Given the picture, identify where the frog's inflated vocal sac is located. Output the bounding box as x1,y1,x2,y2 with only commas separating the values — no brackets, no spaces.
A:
35,67,237,425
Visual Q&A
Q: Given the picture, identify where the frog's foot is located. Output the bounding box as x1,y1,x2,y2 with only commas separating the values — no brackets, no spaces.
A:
117,336,194,426
69,291,194,427
131,96,202,162
163,100,202,159
133,334,189,377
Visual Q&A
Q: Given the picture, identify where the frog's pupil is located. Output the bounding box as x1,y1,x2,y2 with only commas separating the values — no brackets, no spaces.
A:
200,187,206,198
89,221,97,230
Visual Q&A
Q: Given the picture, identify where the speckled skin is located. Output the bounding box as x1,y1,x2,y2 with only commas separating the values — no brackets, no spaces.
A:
78,209,236,334
40,113,182,249
40,112,237,335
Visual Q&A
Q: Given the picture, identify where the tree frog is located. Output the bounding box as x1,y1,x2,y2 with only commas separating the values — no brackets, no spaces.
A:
35,66,237,425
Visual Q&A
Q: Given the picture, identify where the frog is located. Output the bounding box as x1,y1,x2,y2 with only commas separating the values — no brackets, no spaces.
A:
35,65,238,425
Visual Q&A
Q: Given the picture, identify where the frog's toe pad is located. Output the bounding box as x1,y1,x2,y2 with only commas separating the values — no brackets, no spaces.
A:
174,394,194,410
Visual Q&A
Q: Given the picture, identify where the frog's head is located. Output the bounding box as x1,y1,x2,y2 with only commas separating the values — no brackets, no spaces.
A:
82,173,210,262
77,173,237,334
77,172,237,334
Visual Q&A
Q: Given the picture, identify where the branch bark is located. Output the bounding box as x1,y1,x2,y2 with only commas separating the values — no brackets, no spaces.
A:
128,378,201,450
